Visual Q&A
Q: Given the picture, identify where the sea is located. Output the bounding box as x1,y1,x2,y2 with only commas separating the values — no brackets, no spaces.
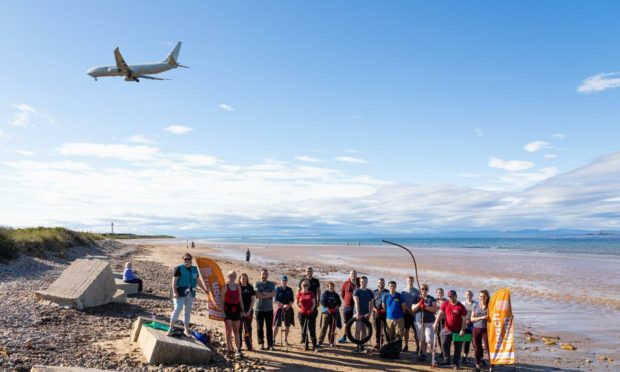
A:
197,235,620,256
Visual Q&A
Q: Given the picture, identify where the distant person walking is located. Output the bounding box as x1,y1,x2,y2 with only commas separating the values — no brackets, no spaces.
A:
297,278,318,350
318,281,341,347
353,276,374,352
191,241,195,249
122,262,143,292
471,290,491,372
372,278,389,349
238,273,256,351
434,290,468,369
222,271,245,356
254,269,276,350
273,275,295,346
168,253,208,337
338,270,359,343
382,280,406,341
401,275,420,352
246,248,251,263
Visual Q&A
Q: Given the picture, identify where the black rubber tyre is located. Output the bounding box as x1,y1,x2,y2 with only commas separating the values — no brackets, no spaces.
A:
345,317,373,345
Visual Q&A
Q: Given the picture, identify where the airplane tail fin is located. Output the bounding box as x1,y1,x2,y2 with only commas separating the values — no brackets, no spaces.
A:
163,41,182,65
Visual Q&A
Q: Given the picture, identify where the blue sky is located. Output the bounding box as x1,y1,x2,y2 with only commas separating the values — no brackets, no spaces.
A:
1,1,620,235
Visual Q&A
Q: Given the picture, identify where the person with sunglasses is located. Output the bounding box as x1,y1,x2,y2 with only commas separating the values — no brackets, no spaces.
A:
434,289,467,369
297,278,318,350
168,253,208,337
298,267,321,344
410,283,437,361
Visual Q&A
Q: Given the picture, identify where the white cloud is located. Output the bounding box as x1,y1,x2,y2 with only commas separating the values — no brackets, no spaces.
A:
2,160,91,171
164,125,193,135
488,157,534,171
551,133,567,140
8,103,54,127
295,155,322,163
2,148,620,233
0,129,12,140
58,143,160,161
219,103,235,112
544,154,557,159
474,127,484,137
16,150,36,156
578,72,620,94
335,156,368,164
128,135,156,144
524,141,552,153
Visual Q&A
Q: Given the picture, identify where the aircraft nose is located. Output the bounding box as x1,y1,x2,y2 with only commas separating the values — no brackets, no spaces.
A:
86,67,95,77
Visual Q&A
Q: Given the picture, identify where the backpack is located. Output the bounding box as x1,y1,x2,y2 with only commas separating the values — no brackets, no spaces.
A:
379,336,402,359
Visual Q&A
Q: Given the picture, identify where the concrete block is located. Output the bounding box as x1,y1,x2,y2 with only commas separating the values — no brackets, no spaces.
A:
35,259,116,310
113,272,123,279
137,325,212,365
115,278,139,295
31,366,110,372
110,289,127,304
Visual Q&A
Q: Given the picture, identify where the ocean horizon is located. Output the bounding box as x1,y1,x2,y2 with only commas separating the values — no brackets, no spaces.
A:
188,235,620,257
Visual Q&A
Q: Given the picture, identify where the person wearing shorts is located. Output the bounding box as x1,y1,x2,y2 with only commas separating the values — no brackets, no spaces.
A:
273,275,295,346
411,283,437,361
222,271,245,356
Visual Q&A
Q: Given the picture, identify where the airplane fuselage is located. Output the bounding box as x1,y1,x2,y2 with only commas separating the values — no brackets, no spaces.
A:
87,63,176,79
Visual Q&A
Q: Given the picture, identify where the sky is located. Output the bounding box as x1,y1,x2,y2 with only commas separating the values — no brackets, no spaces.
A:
1,1,620,236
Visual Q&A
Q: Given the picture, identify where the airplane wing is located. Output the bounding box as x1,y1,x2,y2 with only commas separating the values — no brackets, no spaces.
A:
113,47,133,76
138,75,169,81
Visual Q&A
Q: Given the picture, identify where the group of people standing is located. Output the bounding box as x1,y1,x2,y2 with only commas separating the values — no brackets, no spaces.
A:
168,253,492,371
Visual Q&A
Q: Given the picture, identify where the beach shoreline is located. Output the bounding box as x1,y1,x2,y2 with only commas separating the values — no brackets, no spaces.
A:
136,239,620,371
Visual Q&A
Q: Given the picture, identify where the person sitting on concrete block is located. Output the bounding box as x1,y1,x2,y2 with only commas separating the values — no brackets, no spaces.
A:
123,262,143,292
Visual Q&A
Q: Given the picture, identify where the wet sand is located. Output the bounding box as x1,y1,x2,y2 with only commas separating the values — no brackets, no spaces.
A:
135,239,620,371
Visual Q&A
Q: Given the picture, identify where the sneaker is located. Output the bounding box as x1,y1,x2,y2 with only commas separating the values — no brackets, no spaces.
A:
268,345,275,351
453,363,460,370
417,354,426,362
235,350,243,358
259,344,266,351
439,361,451,367
402,345,409,352
304,344,309,351
329,343,334,348
338,336,347,343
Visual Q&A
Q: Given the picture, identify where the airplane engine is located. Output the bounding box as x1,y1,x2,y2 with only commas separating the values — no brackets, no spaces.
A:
124,76,138,82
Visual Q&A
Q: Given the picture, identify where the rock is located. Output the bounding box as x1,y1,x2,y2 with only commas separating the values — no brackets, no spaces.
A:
586,359,593,363
561,343,577,351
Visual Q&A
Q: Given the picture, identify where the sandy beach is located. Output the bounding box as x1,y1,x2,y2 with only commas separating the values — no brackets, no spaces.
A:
133,239,620,371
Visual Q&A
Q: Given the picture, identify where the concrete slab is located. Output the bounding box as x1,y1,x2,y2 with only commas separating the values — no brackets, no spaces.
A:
131,316,165,342
115,278,139,295
110,289,127,304
137,325,212,365
113,272,123,279
31,366,110,372
35,259,116,310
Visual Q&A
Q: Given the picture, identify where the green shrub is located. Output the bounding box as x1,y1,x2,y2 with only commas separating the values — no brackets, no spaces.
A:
0,228,18,261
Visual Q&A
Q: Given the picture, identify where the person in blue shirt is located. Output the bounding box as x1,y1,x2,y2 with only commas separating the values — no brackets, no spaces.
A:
382,281,407,341
168,253,208,337
122,262,143,292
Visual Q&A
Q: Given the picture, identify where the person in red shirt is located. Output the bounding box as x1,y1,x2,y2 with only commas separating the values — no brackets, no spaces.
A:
434,289,467,369
338,270,359,343
296,278,318,350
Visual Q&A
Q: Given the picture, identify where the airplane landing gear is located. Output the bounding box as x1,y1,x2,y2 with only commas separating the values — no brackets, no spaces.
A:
136,78,140,82
94,78,97,81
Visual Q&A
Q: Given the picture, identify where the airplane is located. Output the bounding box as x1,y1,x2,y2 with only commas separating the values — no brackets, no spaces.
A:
86,41,188,82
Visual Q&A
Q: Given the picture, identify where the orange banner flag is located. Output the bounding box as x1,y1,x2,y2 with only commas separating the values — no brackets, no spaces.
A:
488,288,515,365
195,256,226,321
